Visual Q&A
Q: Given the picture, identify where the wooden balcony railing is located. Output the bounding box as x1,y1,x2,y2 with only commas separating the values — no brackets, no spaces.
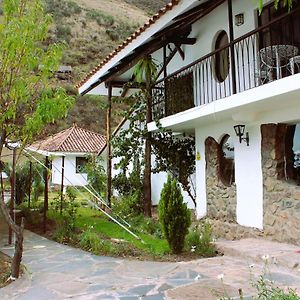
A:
152,7,300,120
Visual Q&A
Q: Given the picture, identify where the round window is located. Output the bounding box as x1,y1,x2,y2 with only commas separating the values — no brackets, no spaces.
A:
214,31,230,82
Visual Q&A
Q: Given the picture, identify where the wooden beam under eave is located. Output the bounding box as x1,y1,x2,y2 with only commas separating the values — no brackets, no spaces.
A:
170,37,197,45
174,43,185,60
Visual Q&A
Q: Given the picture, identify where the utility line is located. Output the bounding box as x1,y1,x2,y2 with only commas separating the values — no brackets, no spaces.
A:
22,149,142,242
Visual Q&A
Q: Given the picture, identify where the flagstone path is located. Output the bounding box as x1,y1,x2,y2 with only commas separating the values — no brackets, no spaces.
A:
1,215,300,299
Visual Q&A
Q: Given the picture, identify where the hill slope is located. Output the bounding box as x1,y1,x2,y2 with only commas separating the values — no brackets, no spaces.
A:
41,0,169,137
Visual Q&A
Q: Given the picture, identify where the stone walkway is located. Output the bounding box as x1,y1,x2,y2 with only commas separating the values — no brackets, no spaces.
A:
0,218,300,299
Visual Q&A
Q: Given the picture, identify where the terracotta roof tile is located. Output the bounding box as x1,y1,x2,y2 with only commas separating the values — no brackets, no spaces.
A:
30,125,106,154
76,0,181,90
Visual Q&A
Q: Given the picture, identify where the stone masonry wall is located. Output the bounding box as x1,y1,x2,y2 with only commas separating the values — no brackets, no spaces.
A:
261,124,300,245
205,137,236,223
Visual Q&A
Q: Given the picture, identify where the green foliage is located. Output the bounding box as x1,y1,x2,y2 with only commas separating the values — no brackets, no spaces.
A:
133,56,157,84
158,176,191,254
130,215,163,238
3,161,44,206
84,155,107,199
152,131,196,205
56,24,72,43
185,222,216,257
123,0,169,14
105,21,136,42
112,192,143,219
86,9,114,27
52,187,78,242
112,158,143,197
0,0,74,148
19,206,43,226
253,276,300,300
79,228,110,254
111,94,147,172
257,0,294,13
44,0,82,20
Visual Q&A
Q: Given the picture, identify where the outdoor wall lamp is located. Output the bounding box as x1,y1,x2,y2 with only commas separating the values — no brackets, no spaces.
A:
235,13,244,26
234,124,249,146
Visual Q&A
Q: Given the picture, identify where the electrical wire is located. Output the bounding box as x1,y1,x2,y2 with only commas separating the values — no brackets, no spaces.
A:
22,149,143,242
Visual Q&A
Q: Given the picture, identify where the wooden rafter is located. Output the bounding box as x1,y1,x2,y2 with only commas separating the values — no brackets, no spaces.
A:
81,0,226,95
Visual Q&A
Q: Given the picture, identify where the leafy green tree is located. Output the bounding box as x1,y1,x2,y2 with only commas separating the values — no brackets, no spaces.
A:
158,175,191,254
84,154,107,198
258,0,293,12
0,0,74,279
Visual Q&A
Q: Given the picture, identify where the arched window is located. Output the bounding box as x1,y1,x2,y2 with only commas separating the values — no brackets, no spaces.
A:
214,31,230,82
219,134,235,186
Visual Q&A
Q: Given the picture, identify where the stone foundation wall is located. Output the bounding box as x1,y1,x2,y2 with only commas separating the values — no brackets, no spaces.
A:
205,137,236,223
201,219,263,240
261,124,300,245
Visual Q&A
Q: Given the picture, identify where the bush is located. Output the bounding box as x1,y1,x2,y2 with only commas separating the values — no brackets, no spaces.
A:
185,222,216,256
158,175,191,254
86,9,114,27
254,276,300,299
79,229,111,254
130,215,163,238
44,0,82,20
52,187,78,242
56,24,72,43
112,192,142,219
112,158,143,198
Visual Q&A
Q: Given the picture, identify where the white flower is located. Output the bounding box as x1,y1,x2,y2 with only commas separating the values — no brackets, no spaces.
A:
194,274,201,281
261,255,269,261
191,246,196,252
217,274,224,280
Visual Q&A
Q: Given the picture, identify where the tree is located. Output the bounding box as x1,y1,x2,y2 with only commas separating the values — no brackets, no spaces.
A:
258,0,293,12
0,0,74,279
158,175,191,254
133,56,157,217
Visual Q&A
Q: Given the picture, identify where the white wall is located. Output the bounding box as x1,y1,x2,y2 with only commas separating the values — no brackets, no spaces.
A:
51,155,88,187
195,121,264,229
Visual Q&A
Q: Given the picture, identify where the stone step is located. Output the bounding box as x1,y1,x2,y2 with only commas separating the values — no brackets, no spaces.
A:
216,238,300,275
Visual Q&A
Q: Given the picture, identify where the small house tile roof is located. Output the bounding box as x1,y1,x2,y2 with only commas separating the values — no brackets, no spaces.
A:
30,125,106,154
76,0,181,89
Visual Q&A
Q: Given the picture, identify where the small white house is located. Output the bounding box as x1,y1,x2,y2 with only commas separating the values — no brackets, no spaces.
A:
27,125,106,186
78,0,300,244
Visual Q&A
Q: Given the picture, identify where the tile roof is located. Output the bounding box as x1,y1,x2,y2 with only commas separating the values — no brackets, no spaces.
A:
76,0,181,89
30,124,106,154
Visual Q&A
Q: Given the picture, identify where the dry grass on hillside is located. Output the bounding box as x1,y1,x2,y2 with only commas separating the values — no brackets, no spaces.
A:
0,252,11,288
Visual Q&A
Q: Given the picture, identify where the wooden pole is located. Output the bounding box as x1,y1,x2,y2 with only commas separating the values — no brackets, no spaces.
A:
8,147,16,245
106,83,112,207
28,161,32,208
143,58,153,218
60,156,65,214
43,156,49,233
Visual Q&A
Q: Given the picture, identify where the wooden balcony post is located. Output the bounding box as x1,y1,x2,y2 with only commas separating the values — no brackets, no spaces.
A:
228,0,237,94
106,83,112,207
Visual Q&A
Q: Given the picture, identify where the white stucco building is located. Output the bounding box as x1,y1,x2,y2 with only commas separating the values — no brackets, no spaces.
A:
27,125,106,187
77,0,300,244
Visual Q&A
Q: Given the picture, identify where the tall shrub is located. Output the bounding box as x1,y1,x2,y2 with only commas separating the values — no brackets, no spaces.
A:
158,175,191,254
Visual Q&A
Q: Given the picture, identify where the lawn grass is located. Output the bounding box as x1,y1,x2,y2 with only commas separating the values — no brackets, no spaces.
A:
48,206,169,257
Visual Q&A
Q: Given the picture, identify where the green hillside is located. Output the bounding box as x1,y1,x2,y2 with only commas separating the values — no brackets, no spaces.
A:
39,0,169,137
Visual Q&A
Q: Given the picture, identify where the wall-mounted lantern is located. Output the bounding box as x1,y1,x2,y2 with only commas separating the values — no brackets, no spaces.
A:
235,13,244,26
234,124,249,146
